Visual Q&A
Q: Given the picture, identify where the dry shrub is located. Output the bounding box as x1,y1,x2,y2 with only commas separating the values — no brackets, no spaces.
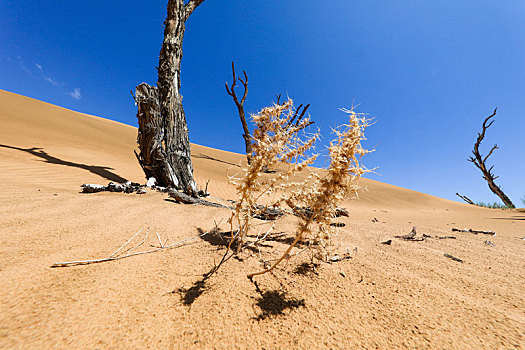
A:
228,99,318,252
228,100,371,278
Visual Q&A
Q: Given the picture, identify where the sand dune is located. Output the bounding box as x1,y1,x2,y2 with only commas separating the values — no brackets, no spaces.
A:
0,90,523,349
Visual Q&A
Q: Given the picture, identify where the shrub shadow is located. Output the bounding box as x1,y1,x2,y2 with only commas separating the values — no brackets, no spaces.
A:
293,262,319,276
254,290,305,320
174,228,236,306
177,280,207,306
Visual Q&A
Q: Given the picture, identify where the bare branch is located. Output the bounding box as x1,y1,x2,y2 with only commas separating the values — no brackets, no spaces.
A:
239,71,248,105
483,144,498,164
456,193,474,205
184,0,205,20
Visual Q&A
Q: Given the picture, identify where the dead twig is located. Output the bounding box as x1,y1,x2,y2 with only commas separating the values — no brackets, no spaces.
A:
156,232,164,247
110,229,143,258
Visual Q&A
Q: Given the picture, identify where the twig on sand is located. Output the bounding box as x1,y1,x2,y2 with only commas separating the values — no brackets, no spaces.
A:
452,228,496,236
444,253,463,263
51,229,211,268
156,232,164,247
110,229,143,258
124,230,149,255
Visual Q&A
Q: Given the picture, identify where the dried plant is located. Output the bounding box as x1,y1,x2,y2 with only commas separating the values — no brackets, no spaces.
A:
247,108,372,278
228,99,371,278
228,99,318,252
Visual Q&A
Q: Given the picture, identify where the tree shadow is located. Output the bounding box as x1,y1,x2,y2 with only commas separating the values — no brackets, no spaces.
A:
193,153,241,168
0,144,127,183
491,216,525,221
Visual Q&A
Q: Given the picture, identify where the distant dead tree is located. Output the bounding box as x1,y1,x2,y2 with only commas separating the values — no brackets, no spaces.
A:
225,62,252,164
134,0,205,197
225,62,314,166
455,193,474,205
468,108,515,208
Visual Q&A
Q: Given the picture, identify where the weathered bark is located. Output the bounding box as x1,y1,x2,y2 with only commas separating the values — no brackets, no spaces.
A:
136,83,179,188
135,0,204,196
468,109,515,208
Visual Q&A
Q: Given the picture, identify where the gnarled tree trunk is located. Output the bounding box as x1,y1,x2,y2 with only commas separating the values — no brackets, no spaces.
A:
468,108,515,208
135,0,204,196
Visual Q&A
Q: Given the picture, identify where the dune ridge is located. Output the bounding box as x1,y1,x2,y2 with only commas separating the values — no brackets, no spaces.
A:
0,90,523,349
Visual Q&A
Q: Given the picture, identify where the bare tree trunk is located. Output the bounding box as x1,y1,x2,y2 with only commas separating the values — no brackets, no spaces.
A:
157,1,197,195
135,0,204,196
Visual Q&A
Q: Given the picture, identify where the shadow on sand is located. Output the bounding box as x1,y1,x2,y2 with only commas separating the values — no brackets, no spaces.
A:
192,153,242,168
0,144,127,183
491,216,525,221
251,280,306,321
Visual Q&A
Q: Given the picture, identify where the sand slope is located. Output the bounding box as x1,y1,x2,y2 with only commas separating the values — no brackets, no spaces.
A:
0,90,523,349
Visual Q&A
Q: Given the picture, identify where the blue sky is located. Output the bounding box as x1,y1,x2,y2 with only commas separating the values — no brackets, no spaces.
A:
1,1,524,205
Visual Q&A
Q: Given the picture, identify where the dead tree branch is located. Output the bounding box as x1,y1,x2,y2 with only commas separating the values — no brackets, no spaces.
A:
467,108,514,208
168,189,230,208
456,193,474,205
51,229,211,268
184,0,205,20
226,62,253,164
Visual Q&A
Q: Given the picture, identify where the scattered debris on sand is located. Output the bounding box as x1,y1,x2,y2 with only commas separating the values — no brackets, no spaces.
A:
381,239,392,245
81,181,142,194
292,206,349,218
394,226,425,241
484,240,495,247
252,205,286,220
452,228,496,236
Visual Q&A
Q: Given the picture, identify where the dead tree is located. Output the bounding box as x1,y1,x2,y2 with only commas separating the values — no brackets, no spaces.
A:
468,108,514,208
225,62,252,164
456,193,474,205
135,0,205,196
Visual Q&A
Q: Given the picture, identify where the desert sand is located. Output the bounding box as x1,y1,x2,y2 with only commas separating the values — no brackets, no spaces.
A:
0,89,523,349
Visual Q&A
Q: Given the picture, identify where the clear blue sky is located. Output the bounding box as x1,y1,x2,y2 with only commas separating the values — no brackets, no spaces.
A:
1,1,524,205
